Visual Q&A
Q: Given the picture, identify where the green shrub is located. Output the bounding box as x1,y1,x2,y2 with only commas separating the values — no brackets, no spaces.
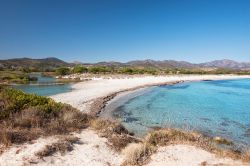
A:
55,67,70,75
118,68,134,74
0,87,63,118
88,66,113,74
0,71,32,84
0,86,91,146
72,65,88,73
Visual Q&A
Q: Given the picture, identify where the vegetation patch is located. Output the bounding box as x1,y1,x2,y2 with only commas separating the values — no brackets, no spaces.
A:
36,136,81,158
0,87,91,146
121,128,249,165
0,71,37,84
122,142,155,166
90,119,139,151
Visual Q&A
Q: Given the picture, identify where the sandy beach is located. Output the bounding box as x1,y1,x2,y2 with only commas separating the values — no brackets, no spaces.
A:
52,74,250,113
1,75,250,166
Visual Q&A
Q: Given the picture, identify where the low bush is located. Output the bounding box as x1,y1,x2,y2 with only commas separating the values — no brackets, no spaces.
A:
90,119,137,151
55,67,70,76
0,87,63,118
122,143,154,166
0,71,32,84
90,118,129,135
145,128,198,146
72,65,88,74
0,87,91,146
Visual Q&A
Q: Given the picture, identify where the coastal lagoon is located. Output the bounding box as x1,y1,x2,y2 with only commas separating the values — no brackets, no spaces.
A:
105,79,250,148
14,73,73,96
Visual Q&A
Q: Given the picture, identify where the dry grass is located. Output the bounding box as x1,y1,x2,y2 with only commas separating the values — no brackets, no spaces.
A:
241,149,250,162
213,136,233,146
121,128,249,165
144,128,217,152
0,126,42,146
90,118,130,135
200,161,208,166
35,136,81,158
0,106,91,147
121,143,155,166
90,119,139,151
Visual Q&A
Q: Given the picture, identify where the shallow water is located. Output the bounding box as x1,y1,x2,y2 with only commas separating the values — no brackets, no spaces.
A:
14,73,72,96
107,79,250,148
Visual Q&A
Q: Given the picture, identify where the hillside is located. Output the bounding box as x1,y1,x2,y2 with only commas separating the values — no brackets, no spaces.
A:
126,60,197,69
199,59,250,69
85,59,250,69
1,57,250,70
0,57,71,71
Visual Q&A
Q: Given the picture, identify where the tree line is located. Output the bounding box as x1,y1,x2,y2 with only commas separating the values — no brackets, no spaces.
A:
55,65,250,76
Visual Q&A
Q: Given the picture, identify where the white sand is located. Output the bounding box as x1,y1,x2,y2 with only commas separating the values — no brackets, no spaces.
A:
0,136,58,166
1,75,250,166
147,145,247,166
0,129,123,166
51,75,250,112
38,129,123,166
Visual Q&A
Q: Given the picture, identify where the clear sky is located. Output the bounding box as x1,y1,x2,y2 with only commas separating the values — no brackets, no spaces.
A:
0,0,250,63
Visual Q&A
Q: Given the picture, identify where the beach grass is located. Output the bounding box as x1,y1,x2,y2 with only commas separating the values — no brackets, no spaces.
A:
90,118,138,151
121,128,250,165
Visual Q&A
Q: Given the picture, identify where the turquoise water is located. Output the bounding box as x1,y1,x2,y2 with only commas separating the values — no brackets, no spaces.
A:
14,73,72,96
112,79,250,148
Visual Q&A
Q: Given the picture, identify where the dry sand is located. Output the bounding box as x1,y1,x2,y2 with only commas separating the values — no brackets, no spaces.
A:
1,75,250,166
0,129,123,166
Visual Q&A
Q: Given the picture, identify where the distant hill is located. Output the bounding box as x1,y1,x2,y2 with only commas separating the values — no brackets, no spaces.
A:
0,57,71,71
95,61,125,67
126,60,197,69
199,59,250,69
89,59,250,69
1,57,250,70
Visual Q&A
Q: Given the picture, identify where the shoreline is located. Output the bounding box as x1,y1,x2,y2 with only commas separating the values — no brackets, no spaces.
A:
51,74,250,114
1,75,250,166
89,80,184,116
52,74,250,144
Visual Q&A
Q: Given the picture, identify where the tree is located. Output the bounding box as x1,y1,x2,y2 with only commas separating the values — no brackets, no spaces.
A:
88,66,112,74
55,67,70,76
119,67,134,74
72,65,88,73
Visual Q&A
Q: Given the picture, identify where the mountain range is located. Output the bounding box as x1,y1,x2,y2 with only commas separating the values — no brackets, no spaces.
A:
94,59,250,69
1,57,250,70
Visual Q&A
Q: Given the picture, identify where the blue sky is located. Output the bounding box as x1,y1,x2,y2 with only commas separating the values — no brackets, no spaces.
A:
0,0,250,63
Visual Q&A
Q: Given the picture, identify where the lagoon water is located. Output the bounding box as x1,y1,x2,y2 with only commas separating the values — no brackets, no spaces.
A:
110,79,250,148
14,73,72,96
